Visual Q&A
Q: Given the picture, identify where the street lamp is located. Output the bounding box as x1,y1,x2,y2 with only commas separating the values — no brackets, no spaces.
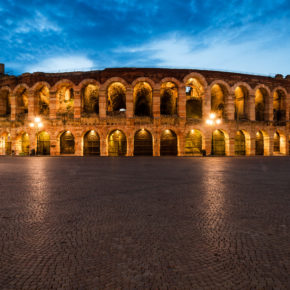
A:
205,113,222,126
29,117,43,155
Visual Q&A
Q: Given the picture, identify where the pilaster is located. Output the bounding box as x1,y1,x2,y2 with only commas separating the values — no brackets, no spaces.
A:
74,90,81,119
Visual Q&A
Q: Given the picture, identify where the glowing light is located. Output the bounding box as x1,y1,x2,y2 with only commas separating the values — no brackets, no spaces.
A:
216,119,221,125
210,113,216,119
34,117,41,123
191,129,195,133
29,123,35,128
206,119,214,125
38,123,43,128
67,131,71,133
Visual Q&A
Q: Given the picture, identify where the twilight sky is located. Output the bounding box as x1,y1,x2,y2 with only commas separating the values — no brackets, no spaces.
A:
1,0,290,76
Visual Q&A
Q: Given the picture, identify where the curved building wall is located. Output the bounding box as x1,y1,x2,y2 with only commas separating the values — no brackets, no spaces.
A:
0,68,289,156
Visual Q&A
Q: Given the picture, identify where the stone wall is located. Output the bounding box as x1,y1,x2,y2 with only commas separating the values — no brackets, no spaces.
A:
0,68,289,156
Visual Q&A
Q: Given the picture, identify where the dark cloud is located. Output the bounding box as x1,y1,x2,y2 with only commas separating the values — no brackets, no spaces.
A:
0,0,290,75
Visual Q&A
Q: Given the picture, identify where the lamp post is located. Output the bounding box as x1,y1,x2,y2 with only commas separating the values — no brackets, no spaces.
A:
206,113,222,156
29,117,43,155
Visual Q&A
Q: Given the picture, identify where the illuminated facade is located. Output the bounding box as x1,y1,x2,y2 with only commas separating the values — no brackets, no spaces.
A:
0,65,289,156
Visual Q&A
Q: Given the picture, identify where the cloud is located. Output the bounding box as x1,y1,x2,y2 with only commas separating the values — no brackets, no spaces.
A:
26,56,95,73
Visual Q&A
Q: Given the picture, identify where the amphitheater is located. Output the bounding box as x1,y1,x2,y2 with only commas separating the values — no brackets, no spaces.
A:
0,63,289,156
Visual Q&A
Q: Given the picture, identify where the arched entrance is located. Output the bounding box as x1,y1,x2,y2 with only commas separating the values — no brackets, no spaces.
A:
212,130,225,156
37,131,50,155
185,130,202,155
60,131,75,154
234,131,246,155
83,130,100,156
160,130,177,156
211,84,226,119
185,78,203,119
21,133,30,155
134,82,152,117
108,130,127,156
273,132,280,153
160,82,178,116
255,131,264,155
0,133,11,155
134,129,153,156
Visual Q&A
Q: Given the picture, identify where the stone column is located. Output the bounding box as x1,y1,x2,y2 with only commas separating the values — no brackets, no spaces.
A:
127,134,134,156
268,134,274,156
74,90,81,119
126,88,134,119
49,91,57,119
153,132,160,156
226,94,235,120
178,132,185,156
203,90,211,120
100,134,107,156
266,95,273,121
204,131,212,156
250,132,256,156
29,131,36,153
50,137,57,156
178,85,186,118
229,135,235,156
152,87,160,118
99,89,106,119
10,94,16,121
74,134,82,156
248,94,255,121
28,89,35,121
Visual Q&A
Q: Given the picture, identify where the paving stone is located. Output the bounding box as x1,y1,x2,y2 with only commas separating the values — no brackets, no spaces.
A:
0,156,289,289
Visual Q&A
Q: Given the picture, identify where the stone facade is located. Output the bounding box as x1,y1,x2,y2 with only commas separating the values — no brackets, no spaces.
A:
0,67,289,156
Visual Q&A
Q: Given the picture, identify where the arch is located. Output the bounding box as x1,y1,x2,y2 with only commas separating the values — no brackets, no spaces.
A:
255,130,269,156
83,130,100,156
255,87,269,121
134,129,153,156
160,77,182,87
55,82,74,116
102,77,129,91
160,129,177,156
108,129,127,156
14,85,29,118
34,84,50,117
231,82,253,95
107,82,126,115
77,79,100,90
0,132,11,155
234,130,246,155
185,77,204,119
37,131,50,155
31,81,51,91
82,83,99,115
273,130,286,155
210,83,228,119
0,88,11,117
51,79,75,91
212,129,226,156
234,85,249,120
60,131,75,154
209,80,231,96
133,82,152,117
16,132,30,156
131,77,155,89
160,81,178,116
184,129,202,155
183,72,208,88
273,88,286,124
12,83,29,95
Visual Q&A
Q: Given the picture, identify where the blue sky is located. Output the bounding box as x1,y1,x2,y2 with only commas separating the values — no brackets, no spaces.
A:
1,0,290,76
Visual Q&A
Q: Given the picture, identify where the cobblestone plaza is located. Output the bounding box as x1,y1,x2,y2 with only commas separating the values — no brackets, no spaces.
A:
0,157,289,289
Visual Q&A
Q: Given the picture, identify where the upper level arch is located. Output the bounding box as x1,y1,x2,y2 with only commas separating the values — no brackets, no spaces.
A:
77,79,100,91
183,72,208,88
131,77,155,90
51,79,76,92
101,77,129,91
